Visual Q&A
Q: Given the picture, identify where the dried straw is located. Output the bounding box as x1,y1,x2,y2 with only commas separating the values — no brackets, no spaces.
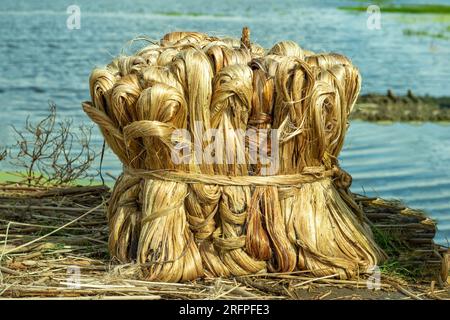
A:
0,185,447,299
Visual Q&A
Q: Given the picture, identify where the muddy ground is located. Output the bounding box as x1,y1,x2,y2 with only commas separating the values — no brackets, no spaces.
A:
351,91,450,122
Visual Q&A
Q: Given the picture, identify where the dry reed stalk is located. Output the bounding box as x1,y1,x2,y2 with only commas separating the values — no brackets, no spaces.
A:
83,28,386,282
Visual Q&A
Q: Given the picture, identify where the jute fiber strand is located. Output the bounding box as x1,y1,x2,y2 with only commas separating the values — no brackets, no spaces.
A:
82,28,386,282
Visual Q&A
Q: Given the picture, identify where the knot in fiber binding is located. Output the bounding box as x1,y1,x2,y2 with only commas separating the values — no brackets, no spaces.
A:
331,165,352,190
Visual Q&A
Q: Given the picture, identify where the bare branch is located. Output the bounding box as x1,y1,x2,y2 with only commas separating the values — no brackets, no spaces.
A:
9,103,99,186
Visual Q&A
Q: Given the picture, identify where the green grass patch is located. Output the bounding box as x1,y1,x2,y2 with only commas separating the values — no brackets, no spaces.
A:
372,225,403,257
340,4,450,15
0,170,113,187
0,171,22,183
371,226,428,281
379,260,422,280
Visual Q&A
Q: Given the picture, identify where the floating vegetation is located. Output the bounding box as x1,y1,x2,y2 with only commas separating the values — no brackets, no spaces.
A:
403,28,450,40
350,0,393,5
340,4,450,15
343,3,450,41
154,11,227,18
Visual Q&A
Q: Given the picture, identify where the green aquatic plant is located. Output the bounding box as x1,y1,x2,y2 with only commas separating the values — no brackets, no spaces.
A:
340,4,450,15
339,3,450,40
394,14,450,24
154,11,227,18
403,28,449,40
350,0,393,4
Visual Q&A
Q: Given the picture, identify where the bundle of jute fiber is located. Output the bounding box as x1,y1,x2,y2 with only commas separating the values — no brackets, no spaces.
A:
82,28,386,282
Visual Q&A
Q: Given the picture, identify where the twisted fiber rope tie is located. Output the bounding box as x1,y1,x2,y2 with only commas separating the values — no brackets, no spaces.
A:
123,165,352,189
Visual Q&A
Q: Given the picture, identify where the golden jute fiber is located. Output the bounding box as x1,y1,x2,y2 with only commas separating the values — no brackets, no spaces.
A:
83,28,386,282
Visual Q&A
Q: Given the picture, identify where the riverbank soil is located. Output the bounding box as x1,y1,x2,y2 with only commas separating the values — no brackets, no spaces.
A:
352,91,450,122
0,183,448,300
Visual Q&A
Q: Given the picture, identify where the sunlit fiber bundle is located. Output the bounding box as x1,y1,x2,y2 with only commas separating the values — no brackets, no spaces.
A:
82,28,386,282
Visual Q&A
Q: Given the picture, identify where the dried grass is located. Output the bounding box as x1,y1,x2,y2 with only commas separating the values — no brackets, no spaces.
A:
0,184,448,299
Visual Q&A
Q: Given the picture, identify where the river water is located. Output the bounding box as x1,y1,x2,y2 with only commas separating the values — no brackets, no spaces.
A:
0,0,449,244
